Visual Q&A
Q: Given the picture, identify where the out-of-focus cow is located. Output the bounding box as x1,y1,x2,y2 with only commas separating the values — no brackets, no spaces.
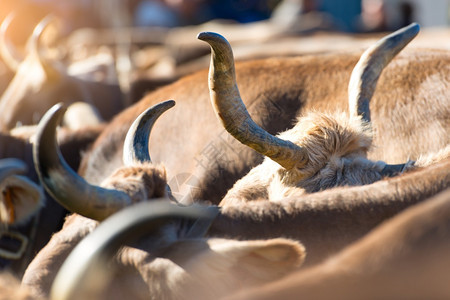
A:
0,15,124,131
0,158,44,288
80,23,449,205
197,24,448,205
0,158,43,226
226,188,450,300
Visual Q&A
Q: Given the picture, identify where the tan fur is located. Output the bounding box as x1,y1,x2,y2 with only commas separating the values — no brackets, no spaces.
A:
220,111,388,205
100,164,168,204
0,272,37,300
226,189,450,300
101,238,306,300
22,162,169,298
209,158,450,266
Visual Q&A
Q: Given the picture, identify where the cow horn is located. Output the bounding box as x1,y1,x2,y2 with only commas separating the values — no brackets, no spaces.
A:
33,104,131,221
123,100,175,166
0,158,27,182
348,23,420,123
197,32,308,170
28,14,62,79
0,12,23,72
51,200,219,300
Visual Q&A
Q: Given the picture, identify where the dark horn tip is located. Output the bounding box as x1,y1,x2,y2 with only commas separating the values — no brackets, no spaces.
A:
161,99,176,108
392,22,420,40
404,22,420,35
197,31,227,43
40,103,66,124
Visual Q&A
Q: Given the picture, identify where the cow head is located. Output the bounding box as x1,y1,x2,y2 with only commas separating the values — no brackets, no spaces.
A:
33,100,175,221
0,158,43,225
0,14,122,131
198,24,420,203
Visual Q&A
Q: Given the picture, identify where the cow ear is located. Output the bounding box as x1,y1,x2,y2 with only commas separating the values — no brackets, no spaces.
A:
210,238,306,281
0,175,44,225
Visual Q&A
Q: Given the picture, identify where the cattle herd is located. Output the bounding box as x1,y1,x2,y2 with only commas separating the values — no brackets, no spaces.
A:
0,8,448,300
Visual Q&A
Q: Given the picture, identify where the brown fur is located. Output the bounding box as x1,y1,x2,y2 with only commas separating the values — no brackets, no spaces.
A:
226,188,450,300
220,111,385,205
80,48,450,205
22,161,169,298
0,125,103,276
0,272,37,300
208,158,450,266
100,164,168,204
87,237,305,300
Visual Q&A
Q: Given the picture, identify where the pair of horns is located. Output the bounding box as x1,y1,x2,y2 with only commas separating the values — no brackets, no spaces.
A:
33,100,174,221
197,23,420,172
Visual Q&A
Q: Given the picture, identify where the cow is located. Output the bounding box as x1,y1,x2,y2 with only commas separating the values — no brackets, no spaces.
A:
79,23,450,205
207,157,450,267
226,188,450,300
21,100,304,299
24,112,449,299
50,201,305,300
196,24,449,205
0,15,124,131
24,100,449,298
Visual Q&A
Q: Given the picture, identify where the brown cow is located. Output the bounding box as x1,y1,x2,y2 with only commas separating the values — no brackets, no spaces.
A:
226,188,450,300
50,201,305,300
197,24,448,205
79,24,450,205
26,141,450,299
0,15,124,131
208,157,450,266
24,104,449,298
22,101,176,297
22,101,305,299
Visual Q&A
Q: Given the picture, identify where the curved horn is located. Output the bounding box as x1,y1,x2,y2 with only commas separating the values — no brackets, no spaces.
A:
197,32,308,170
28,14,56,57
51,200,219,300
123,100,175,166
0,12,23,71
348,23,420,123
33,104,131,221
0,158,27,182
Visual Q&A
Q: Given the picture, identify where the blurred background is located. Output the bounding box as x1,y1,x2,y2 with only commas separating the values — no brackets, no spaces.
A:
0,0,449,106
1,0,449,36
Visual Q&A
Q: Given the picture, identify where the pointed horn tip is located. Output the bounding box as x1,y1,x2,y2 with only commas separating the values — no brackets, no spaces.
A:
161,99,176,109
32,14,57,36
37,103,67,130
197,31,228,44
403,22,420,37
1,12,16,31
142,99,176,116
390,22,420,41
